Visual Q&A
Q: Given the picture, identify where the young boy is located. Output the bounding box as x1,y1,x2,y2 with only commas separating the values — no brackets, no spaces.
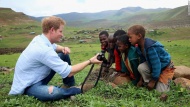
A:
127,25,175,92
102,34,115,68
113,30,127,72
99,31,109,52
115,34,140,85
98,31,115,73
98,30,126,71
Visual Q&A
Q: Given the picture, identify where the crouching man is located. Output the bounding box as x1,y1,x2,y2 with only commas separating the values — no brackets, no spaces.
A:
9,16,101,101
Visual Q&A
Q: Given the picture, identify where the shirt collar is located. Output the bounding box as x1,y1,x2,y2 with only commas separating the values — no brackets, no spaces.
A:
40,33,52,47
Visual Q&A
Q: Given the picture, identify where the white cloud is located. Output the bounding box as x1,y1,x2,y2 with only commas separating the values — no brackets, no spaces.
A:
0,0,188,17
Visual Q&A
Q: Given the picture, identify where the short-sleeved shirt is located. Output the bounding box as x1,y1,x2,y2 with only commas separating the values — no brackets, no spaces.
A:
9,34,71,95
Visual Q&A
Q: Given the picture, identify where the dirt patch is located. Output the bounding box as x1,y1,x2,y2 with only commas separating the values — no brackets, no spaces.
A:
0,48,24,55
83,68,116,84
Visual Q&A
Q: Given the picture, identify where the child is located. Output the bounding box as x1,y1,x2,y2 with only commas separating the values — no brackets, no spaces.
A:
99,31,114,72
113,30,127,72
106,34,115,68
115,34,140,85
99,31,109,52
127,25,175,92
98,30,126,71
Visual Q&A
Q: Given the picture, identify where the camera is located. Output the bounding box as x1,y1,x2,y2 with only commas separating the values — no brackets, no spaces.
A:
97,51,107,64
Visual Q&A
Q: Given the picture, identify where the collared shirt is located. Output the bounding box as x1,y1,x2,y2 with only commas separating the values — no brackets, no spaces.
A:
9,34,71,95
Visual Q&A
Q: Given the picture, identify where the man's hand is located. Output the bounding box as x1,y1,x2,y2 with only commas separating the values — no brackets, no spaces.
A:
56,45,71,54
89,53,102,64
62,47,70,54
147,79,157,91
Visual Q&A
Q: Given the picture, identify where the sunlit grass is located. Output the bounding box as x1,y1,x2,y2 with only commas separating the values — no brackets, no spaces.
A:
0,25,190,106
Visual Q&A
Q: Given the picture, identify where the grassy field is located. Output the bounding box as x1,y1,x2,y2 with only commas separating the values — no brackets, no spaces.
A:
0,42,190,107
0,26,190,106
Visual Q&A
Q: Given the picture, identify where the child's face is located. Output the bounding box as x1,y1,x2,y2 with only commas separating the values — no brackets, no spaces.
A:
116,41,128,53
108,38,115,49
99,34,108,46
128,31,140,45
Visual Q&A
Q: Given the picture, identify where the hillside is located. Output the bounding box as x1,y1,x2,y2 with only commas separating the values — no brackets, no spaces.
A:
147,6,190,28
80,5,190,29
0,8,37,25
33,7,170,28
33,6,189,29
0,6,189,29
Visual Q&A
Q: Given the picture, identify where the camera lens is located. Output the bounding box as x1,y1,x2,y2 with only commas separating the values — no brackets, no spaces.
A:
97,53,103,61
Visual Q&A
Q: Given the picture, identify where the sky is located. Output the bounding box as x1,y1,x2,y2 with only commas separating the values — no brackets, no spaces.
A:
0,0,188,17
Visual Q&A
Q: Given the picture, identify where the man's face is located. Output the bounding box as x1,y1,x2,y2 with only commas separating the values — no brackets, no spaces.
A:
99,34,108,48
128,31,139,46
52,25,64,43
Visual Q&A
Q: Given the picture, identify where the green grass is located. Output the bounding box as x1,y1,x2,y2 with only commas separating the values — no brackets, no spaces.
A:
0,42,190,107
0,25,190,106
0,53,20,67
162,40,190,67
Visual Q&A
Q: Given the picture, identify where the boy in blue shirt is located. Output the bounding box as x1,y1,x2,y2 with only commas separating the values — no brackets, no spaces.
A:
127,25,175,92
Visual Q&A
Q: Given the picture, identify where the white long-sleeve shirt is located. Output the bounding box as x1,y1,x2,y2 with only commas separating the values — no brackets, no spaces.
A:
9,34,71,95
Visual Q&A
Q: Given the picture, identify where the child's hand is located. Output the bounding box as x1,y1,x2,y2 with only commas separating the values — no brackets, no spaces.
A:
103,67,109,73
147,79,156,90
116,72,126,77
137,80,143,87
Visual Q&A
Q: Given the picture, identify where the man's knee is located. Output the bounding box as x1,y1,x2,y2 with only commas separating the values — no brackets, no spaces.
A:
58,53,71,65
48,86,54,94
58,53,69,59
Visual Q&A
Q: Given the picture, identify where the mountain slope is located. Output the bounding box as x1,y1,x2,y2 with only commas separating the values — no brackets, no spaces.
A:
79,5,190,28
1,6,189,29
0,8,37,25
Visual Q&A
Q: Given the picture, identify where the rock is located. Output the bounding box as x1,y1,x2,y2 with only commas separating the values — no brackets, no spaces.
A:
0,66,14,72
174,66,190,79
174,77,190,90
108,82,117,88
81,83,94,93
160,93,168,101
113,75,131,85
70,96,76,101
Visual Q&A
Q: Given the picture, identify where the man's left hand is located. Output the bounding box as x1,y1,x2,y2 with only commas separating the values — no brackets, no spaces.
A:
62,47,70,54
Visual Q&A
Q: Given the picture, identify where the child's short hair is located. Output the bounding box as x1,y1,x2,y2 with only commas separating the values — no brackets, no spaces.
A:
117,34,131,47
113,30,126,38
99,31,109,37
108,34,114,40
128,25,145,38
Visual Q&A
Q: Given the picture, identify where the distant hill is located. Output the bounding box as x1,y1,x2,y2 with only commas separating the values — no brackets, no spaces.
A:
0,8,37,25
33,6,189,29
32,7,169,25
147,6,190,28
1,6,189,29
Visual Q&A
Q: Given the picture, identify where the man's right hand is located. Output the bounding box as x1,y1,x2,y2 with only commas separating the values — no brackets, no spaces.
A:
89,53,102,64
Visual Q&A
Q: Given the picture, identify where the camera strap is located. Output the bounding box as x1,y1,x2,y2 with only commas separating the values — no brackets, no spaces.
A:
81,64,94,93
81,63,104,93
